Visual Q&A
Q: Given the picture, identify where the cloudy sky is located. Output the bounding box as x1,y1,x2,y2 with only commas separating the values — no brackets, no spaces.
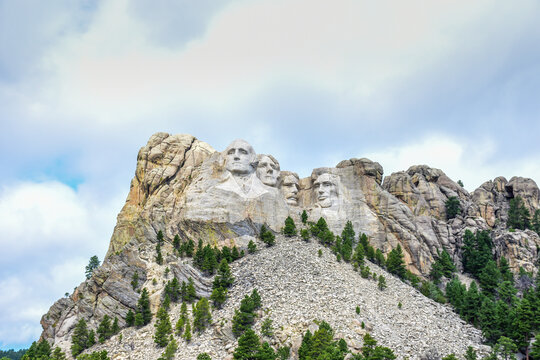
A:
2,0,540,350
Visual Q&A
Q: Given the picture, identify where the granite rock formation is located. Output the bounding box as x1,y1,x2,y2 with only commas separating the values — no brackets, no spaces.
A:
40,133,540,358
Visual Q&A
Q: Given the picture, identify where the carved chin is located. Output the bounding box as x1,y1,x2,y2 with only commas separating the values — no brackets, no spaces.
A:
286,197,298,205
228,163,251,174
318,198,332,208
261,177,277,186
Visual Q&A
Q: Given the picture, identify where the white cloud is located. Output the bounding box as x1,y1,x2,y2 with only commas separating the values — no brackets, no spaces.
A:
0,181,123,347
30,0,537,126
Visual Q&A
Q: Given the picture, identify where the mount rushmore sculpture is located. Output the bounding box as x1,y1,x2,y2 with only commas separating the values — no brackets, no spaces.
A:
106,133,540,278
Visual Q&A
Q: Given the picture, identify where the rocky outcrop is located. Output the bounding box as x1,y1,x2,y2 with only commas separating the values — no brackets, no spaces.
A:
42,237,213,352
40,133,540,358
103,133,540,277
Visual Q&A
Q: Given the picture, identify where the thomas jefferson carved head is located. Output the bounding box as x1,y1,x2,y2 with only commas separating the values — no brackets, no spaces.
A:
313,173,339,208
256,154,280,187
224,139,256,175
281,173,299,206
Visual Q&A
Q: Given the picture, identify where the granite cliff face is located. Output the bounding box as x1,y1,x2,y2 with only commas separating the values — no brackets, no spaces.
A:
41,133,540,358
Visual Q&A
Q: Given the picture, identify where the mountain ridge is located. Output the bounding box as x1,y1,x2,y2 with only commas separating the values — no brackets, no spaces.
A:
38,133,540,359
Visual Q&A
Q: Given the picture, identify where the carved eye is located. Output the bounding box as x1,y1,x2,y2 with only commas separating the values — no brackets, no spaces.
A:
239,149,248,155
227,149,235,155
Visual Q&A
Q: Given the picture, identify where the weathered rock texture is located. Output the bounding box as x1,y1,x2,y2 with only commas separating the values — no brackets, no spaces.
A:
73,236,491,360
41,133,540,358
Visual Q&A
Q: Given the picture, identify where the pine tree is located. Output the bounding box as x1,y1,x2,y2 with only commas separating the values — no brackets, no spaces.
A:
298,330,312,360
97,315,112,343
301,228,310,241
445,196,461,220
301,210,308,224
185,239,195,257
194,239,204,268
156,242,164,265
232,246,241,260
210,286,227,309
478,260,501,295
51,347,67,360
27,339,52,359
256,342,276,360
71,318,89,357
261,318,274,337
511,298,534,349
232,295,256,337
157,230,164,245
200,245,218,274
193,298,212,332
215,259,234,288
277,346,291,360
375,249,386,267
137,288,152,326
131,272,139,290
464,346,477,360
359,233,369,249
341,221,354,262
87,329,96,347
313,217,329,239
154,307,172,347
158,337,178,360
260,225,276,246
353,243,365,267
499,257,514,283
248,240,257,253
134,313,144,327
496,337,517,360
183,320,192,342
308,321,334,359
186,278,197,302
233,328,260,360
125,310,135,326
111,317,119,335
462,230,494,277
197,353,212,360
320,229,335,246
283,216,297,237
164,277,180,303
378,275,387,290
173,235,181,250
386,245,406,279
250,289,262,309
478,297,499,343
175,302,188,336
85,255,100,279
507,196,530,230
462,282,481,325
530,334,540,360
532,209,540,235
221,246,232,263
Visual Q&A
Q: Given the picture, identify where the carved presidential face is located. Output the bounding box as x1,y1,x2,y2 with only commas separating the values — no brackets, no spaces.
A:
313,173,338,208
256,155,280,187
224,140,256,175
281,174,299,205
